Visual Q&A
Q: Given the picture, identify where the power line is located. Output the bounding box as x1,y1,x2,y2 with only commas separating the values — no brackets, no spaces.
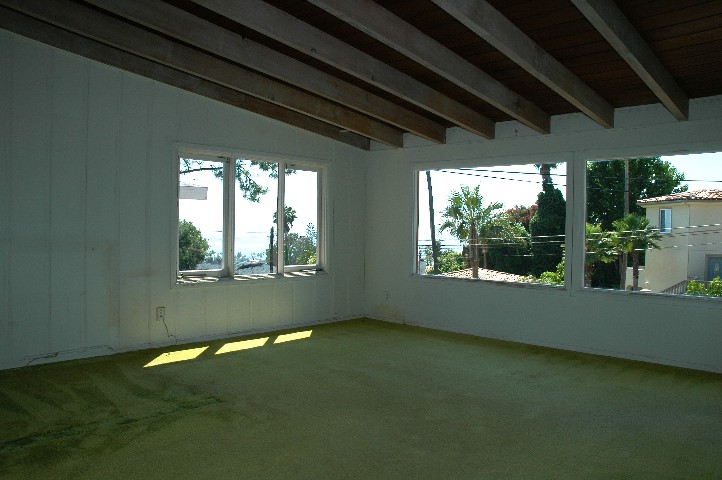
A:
437,169,562,187
430,168,719,188
456,167,566,178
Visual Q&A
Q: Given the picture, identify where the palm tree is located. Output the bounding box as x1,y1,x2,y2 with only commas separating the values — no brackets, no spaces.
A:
611,214,662,290
273,205,297,234
534,162,560,185
272,206,297,266
584,223,616,287
440,185,505,278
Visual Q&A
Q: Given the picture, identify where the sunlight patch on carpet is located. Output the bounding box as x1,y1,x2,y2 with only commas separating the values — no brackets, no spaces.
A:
216,337,269,355
144,346,209,367
274,330,313,344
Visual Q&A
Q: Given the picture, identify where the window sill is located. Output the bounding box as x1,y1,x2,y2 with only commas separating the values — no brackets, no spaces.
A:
575,285,722,307
176,269,325,286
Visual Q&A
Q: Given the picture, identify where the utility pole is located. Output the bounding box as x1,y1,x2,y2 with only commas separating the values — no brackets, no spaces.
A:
624,159,630,215
426,171,440,274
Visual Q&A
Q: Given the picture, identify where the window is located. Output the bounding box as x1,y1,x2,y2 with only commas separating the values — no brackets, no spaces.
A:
177,151,322,280
659,209,672,234
416,163,567,286
585,152,722,295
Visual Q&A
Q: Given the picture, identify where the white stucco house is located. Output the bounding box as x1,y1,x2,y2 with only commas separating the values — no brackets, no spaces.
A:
634,190,722,293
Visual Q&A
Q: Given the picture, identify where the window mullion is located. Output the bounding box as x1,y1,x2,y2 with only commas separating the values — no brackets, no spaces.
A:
277,161,286,274
568,156,587,293
224,158,235,277
317,169,323,270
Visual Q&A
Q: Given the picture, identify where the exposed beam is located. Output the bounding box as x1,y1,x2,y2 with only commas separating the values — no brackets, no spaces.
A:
433,0,615,129
571,0,689,121
0,8,371,150
0,0,403,147
194,0,495,139
84,0,446,144
308,0,550,134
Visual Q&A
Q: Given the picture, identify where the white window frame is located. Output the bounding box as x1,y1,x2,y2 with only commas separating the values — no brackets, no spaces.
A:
177,154,234,278
659,208,672,234
176,148,325,280
280,163,325,273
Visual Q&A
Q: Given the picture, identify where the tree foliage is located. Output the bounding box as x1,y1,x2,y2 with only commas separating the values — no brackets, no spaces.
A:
441,185,489,278
506,204,538,232
178,220,209,270
536,260,565,285
441,185,523,277
586,157,684,288
529,183,566,276
611,214,662,290
269,217,317,267
284,224,317,266
584,223,617,287
587,157,686,230
437,250,464,274
273,206,298,234
686,277,722,297
485,222,531,275
180,158,294,203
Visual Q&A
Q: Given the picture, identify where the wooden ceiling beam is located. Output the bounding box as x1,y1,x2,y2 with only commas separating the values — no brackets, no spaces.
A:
433,0,615,129
308,0,550,134
84,0,446,144
0,7,371,150
571,0,689,121
0,0,403,147
193,0,495,139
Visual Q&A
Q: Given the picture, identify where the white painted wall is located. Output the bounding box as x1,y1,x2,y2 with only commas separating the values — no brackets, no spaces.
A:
364,96,722,373
3,30,722,375
0,32,366,369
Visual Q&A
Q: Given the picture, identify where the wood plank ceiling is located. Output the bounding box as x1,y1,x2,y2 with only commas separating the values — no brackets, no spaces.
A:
1,0,721,150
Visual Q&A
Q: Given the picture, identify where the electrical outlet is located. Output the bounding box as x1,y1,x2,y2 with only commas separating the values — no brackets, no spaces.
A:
384,291,390,301
156,306,166,322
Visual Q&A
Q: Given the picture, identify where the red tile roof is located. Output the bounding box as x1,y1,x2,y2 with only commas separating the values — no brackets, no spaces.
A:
637,189,722,205
441,268,528,282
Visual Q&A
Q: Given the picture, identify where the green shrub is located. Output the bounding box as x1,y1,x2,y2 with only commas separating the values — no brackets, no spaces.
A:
686,277,722,297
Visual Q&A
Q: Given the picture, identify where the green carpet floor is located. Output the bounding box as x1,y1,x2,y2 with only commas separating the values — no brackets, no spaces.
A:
1,319,721,479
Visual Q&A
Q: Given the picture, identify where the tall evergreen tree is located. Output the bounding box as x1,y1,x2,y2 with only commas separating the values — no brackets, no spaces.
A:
529,183,566,276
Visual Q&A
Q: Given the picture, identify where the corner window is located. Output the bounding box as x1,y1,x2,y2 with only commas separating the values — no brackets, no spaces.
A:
177,151,322,280
417,163,567,286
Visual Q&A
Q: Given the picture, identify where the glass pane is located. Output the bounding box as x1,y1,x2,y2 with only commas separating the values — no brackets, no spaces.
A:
284,168,319,267
585,152,722,294
178,158,224,271
418,163,567,286
233,159,279,275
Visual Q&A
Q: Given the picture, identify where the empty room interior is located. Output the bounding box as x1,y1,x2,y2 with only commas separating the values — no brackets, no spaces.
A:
1,0,722,478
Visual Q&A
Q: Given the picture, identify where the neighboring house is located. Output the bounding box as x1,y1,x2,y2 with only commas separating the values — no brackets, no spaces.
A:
636,190,722,293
